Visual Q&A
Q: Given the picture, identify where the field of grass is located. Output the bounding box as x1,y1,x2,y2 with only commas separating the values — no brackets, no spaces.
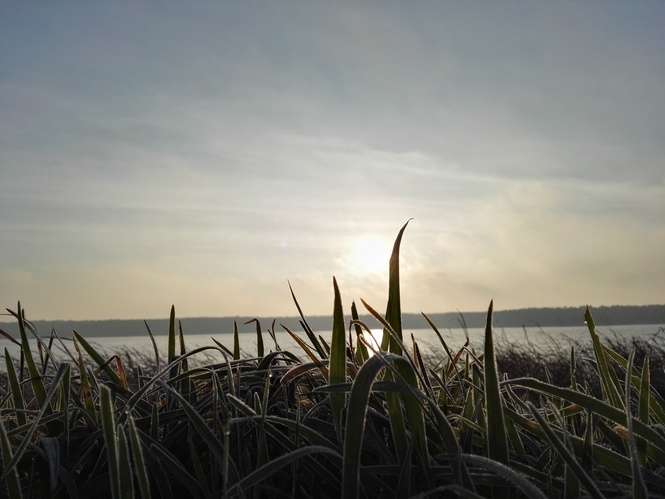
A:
2,222,665,498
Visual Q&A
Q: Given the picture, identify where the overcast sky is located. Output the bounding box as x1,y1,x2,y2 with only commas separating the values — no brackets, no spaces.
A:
1,2,664,320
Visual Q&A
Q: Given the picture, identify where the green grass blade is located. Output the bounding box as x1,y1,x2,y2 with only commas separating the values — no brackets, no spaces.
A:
4,349,26,426
16,302,47,408
168,305,177,378
584,307,623,409
483,300,509,464
282,325,329,378
0,417,23,499
73,331,123,387
288,281,326,358
143,320,160,368
233,320,240,360
351,302,369,364
625,351,648,499
100,385,121,499
330,277,347,432
127,415,151,499
381,219,410,353
244,319,264,358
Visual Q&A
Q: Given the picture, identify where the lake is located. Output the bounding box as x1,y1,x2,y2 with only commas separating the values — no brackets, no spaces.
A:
3,323,663,365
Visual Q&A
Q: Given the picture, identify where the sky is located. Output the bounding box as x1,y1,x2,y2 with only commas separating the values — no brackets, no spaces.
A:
1,2,664,320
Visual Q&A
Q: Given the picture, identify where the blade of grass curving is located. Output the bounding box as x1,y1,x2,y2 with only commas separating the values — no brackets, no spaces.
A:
319,334,331,356
330,277,347,433
5,349,26,426
100,385,121,499
16,302,47,408
484,300,509,464
625,351,648,499
351,302,369,364
381,219,410,353
282,325,329,378
289,281,326,358
127,415,151,499
233,320,240,360
527,402,606,499
143,320,160,368
72,337,96,418
168,305,177,379
244,319,264,358
73,331,122,387
0,327,20,346
0,416,22,499
584,307,623,409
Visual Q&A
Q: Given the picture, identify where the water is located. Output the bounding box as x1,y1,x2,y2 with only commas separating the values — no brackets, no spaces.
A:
3,323,663,365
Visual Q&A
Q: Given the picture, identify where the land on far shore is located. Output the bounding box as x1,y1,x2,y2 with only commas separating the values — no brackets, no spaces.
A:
1,304,663,338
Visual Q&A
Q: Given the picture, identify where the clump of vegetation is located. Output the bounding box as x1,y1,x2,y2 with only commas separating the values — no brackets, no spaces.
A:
1,222,665,498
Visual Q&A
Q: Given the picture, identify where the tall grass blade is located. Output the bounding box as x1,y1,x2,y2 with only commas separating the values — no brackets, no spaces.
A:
584,307,623,409
4,349,26,426
168,305,177,378
330,277,347,432
351,302,369,364
15,302,47,408
381,219,410,353
233,320,240,360
73,331,123,387
484,300,509,464
624,351,648,499
245,319,264,358
143,320,160,368
289,281,326,358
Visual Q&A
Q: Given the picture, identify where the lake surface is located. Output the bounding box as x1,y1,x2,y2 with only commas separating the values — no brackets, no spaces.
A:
3,323,663,365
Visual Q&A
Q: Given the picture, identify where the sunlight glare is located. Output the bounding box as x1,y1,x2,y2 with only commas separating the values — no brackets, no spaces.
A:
344,236,391,276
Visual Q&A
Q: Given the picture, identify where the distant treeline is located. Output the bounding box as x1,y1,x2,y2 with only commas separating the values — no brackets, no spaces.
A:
1,304,664,338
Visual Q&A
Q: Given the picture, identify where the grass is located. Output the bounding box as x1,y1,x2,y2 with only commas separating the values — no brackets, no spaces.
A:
1,224,665,498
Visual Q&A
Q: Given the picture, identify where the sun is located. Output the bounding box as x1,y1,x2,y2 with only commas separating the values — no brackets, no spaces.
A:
344,236,391,276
